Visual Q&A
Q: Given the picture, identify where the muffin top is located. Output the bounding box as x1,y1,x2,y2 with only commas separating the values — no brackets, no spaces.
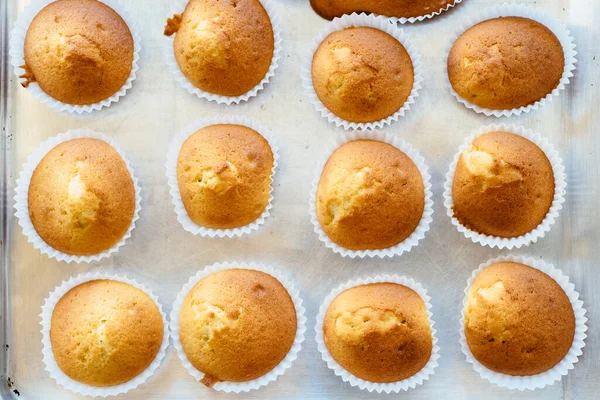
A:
310,0,456,20
452,131,555,238
178,269,297,386
324,282,432,382
22,0,134,105
176,124,274,229
165,0,274,97
51,280,164,386
28,138,135,256
464,262,575,376
312,27,414,123
448,17,564,110
316,140,424,250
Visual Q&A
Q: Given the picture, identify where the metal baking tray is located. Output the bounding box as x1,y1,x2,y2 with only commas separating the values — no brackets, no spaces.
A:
1,0,599,398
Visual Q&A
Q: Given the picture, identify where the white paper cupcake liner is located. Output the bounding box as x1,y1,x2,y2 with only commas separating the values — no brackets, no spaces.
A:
9,0,141,114
14,129,142,263
163,0,282,105
459,255,587,390
40,272,170,397
444,2,577,117
443,123,566,249
388,0,463,24
315,275,440,393
165,116,279,238
309,130,433,258
170,262,307,393
301,13,423,131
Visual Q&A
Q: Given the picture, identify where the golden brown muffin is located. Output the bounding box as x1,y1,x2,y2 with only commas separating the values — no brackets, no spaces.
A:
178,269,297,386
165,0,274,97
464,262,575,376
22,0,134,105
28,138,135,256
316,140,424,250
452,131,555,238
310,0,456,20
50,280,164,386
447,17,564,110
176,124,274,229
312,27,414,123
323,282,432,382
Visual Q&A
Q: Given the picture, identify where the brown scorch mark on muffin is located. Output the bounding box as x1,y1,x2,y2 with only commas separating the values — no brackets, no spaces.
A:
18,64,36,87
200,374,221,388
164,14,182,36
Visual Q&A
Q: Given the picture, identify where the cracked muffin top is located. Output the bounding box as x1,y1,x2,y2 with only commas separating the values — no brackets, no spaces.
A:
50,280,164,386
316,140,424,250
464,262,575,376
164,0,274,97
447,16,564,110
22,0,134,105
311,26,414,124
28,138,135,256
176,124,274,229
310,0,456,20
452,131,555,238
178,269,297,386
323,282,432,382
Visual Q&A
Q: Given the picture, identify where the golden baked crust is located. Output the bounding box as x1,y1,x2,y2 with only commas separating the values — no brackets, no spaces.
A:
465,262,575,376
310,0,456,20
23,0,133,105
176,124,274,229
168,0,274,96
324,282,432,382
28,138,135,255
311,27,413,123
316,140,424,250
179,269,297,385
448,17,564,110
452,131,554,238
50,280,164,386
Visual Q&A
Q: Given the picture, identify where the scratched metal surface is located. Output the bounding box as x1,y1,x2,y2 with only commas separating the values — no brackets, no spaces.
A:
1,0,598,399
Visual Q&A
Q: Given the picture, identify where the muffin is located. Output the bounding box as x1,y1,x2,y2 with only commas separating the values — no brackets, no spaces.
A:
452,131,554,238
316,140,424,250
323,282,432,382
50,280,164,386
164,0,274,97
176,124,274,229
312,27,414,123
464,262,575,375
310,0,456,20
21,0,134,105
448,17,564,110
28,138,135,256
178,269,297,386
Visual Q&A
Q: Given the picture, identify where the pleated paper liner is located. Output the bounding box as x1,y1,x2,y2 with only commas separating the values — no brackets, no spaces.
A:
170,262,307,392
308,130,433,258
301,13,423,131
41,272,170,397
165,115,279,237
444,2,577,117
9,0,141,114
443,123,566,249
315,274,440,393
14,129,142,263
459,255,587,390
164,0,282,105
